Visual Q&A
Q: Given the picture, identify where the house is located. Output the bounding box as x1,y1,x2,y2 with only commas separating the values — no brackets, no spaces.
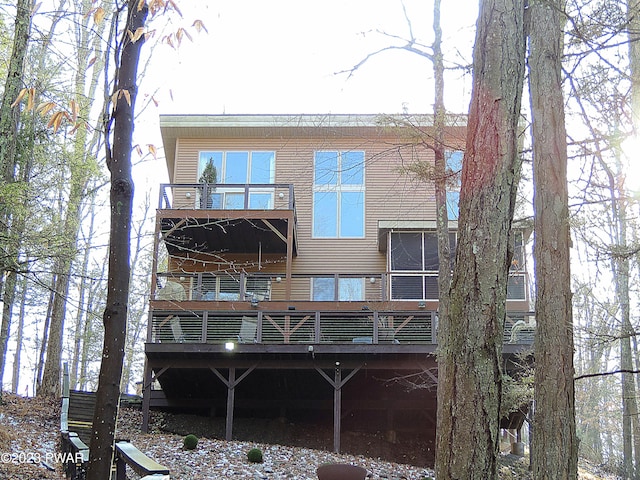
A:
141,114,534,455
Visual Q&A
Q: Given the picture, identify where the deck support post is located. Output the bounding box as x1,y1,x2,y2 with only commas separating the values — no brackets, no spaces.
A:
315,363,362,453
226,368,236,441
210,365,257,441
141,364,169,433
334,365,341,453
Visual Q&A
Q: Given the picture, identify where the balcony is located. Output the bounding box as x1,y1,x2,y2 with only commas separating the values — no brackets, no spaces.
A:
157,183,297,257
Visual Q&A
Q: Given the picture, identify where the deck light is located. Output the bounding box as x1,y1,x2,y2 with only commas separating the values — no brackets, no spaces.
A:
418,301,426,309
369,277,376,284
250,296,259,308
224,341,235,351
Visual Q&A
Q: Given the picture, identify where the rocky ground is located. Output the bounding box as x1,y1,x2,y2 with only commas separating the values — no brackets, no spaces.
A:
0,393,620,479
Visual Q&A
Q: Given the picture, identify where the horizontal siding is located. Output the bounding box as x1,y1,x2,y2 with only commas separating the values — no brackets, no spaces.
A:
170,132,452,280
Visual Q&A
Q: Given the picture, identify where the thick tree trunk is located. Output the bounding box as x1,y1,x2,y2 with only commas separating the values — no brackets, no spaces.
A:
528,0,578,478
435,1,526,478
86,2,147,478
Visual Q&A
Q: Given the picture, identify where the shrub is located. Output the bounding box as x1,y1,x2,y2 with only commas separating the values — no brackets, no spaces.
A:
247,447,263,463
183,434,198,450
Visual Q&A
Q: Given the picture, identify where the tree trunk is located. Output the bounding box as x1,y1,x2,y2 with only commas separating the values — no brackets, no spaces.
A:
626,0,640,476
528,0,578,478
0,0,36,401
435,1,526,478
11,271,28,393
86,2,147,478
432,0,451,317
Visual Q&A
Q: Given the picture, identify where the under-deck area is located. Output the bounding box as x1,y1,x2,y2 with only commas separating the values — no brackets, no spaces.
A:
142,309,534,453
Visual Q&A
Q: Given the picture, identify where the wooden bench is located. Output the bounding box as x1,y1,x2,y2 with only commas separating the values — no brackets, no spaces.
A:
60,363,170,479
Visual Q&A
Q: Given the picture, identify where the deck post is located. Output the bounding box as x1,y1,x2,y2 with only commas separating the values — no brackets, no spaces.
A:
141,362,153,433
333,364,341,453
226,367,236,441
316,363,362,454
285,214,293,300
210,365,257,441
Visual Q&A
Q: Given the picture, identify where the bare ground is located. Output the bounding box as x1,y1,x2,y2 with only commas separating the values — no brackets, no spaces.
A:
0,393,620,479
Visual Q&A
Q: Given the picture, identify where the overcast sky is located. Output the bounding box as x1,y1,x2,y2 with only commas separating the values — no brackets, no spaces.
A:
142,0,478,116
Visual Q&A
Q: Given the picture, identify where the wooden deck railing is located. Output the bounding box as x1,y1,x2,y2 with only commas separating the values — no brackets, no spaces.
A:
150,310,536,346
60,364,170,480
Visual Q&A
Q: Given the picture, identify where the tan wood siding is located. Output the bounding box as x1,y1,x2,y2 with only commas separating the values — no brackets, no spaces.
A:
170,132,450,285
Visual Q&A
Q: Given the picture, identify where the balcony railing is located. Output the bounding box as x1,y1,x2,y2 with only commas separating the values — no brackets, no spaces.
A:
158,183,296,211
149,310,535,346
151,310,436,345
154,271,527,303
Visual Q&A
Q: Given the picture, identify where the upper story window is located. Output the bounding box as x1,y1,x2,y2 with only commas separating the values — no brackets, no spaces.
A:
198,151,275,209
445,150,463,220
389,230,527,301
389,231,456,300
313,151,365,238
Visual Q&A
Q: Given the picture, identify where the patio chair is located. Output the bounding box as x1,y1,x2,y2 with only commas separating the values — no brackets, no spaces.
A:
238,316,258,343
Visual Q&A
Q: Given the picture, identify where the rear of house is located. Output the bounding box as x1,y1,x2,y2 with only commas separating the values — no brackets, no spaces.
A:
142,114,533,456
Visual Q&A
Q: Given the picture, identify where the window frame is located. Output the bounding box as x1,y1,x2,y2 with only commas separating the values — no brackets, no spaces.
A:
198,151,276,210
389,231,456,301
312,150,365,239
311,276,365,301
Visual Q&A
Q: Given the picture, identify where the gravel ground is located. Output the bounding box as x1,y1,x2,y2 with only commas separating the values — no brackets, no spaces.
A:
0,393,620,479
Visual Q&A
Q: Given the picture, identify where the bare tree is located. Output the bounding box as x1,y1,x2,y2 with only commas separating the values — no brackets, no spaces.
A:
86,1,147,476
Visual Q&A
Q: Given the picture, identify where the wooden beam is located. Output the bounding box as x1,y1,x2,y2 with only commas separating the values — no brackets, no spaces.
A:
315,363,362,453
210,365,257,441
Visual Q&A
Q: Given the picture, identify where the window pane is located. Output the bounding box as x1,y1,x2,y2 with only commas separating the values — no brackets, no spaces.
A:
339,278,363,301
313,191,337,237
511,231,524,271
250,152,274,184
424,276,439,300
445,150,463,188
391,233,422,270
341,151,364,185
391,276,423,299
249,193,273,209
225,193,245,209
209,193,222,209
199,152,222,183
225,152,248,183
313,277,335,301
424,233,439,270
315,151,338,186
340,191,364,237
507,275,526,299
446,191,460,220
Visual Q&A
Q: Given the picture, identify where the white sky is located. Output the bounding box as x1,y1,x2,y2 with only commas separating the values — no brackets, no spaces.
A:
142,0,477,117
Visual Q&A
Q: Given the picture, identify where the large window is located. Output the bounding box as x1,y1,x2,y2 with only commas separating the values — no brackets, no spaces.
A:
389,230,527,301
390,231,455,300
312,277,364,301
313,151,365,238
198,151,275,209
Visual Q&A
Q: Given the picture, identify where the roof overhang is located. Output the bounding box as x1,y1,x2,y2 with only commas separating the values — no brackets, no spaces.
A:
377,220,459,252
